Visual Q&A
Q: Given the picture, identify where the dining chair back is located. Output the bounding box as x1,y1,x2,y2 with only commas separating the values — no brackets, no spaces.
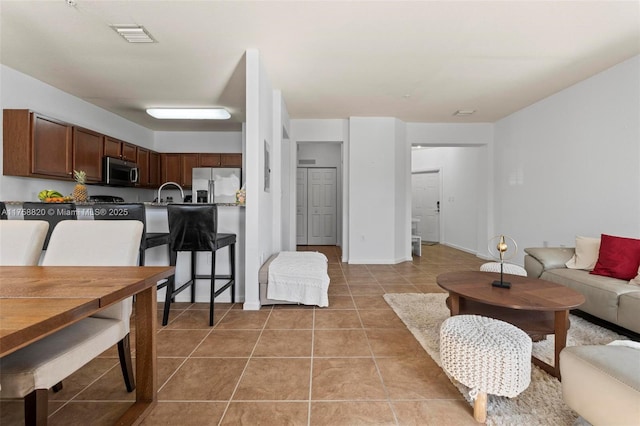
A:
0,220,143,425
22,201,76,250
0,220,49,266
92,203,169,265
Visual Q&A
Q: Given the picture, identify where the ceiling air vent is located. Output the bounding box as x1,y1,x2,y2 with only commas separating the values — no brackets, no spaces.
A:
110,25,156,43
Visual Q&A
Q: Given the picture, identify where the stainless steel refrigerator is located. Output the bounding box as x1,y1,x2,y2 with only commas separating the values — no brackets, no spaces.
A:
192,167,242,203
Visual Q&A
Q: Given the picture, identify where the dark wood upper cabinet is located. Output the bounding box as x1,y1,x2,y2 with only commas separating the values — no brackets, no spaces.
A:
105,137,136,162
180,154,199,187
136,147,150,187
149,151,160,188
3,110,73,179
3,109,243,189
32,114,73,179
72,127,103,182
122,143,137,162
199,153,221,167
103,136,122,158
221,153,242,168
161,153,181,184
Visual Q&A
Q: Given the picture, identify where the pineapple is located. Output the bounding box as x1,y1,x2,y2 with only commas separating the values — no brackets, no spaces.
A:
72,170,88,202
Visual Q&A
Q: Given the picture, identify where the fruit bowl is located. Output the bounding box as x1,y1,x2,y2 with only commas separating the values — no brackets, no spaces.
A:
38,190,72,203
44,197,73,203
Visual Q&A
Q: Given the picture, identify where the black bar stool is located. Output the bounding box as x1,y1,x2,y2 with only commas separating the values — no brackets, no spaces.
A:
92,203,169,266
165,204,236,326
22,202,76,249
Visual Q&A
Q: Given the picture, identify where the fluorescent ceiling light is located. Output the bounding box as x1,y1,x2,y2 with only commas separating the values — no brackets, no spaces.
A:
110,25,155,43
146,108,231,120
454,110,476,116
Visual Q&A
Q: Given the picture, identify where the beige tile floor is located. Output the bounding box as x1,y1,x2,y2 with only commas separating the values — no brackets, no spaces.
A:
1,244,485,425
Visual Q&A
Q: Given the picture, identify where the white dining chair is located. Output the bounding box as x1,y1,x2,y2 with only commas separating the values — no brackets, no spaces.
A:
0,220,143,425
0,220,49,266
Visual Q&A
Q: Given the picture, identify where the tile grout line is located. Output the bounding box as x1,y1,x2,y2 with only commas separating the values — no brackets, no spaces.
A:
156,303,232,394
307,305,317,426
363,265,401,425
47,359,121,419
216,304,274,426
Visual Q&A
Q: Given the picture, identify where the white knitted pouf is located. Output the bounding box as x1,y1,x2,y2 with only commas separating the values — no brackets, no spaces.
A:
440,315,532,423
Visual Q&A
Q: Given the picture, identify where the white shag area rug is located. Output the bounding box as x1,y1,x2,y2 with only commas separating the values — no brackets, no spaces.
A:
383,293,628,426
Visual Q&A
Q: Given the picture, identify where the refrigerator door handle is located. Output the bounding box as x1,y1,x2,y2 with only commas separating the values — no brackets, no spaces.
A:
208,179,215,203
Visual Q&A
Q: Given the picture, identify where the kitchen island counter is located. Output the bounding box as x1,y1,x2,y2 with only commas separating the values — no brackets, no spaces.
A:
144,203,245,304
2,201,245,304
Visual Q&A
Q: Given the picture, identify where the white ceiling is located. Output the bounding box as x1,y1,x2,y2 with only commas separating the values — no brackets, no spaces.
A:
1,1,639,132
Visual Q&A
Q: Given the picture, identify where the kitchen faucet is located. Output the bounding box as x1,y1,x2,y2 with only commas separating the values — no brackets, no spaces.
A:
157,182,185,203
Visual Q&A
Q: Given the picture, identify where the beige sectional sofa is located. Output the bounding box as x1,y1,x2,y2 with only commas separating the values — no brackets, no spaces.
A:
524,247,640,335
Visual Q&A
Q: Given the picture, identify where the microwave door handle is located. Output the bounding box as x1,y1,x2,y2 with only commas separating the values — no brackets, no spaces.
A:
131,168,139,184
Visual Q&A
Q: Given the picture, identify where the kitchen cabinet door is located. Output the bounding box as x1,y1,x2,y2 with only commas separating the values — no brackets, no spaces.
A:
3,110,40,177
122,143,137,162
103,137,122,158
32,113,73,178
199,153,221,167
137,148,150,187
73,127,103,182
161,153,181,184
149,151,160,188
220,153,242,168
180,154,198,187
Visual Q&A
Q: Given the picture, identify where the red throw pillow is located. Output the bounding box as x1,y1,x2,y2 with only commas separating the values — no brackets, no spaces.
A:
591,234,640,280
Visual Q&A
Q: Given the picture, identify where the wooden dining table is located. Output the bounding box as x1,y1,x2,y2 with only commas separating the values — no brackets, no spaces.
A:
0,265,175,425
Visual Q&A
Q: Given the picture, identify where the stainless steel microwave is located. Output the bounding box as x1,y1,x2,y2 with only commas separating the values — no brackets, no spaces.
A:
103,157,139,186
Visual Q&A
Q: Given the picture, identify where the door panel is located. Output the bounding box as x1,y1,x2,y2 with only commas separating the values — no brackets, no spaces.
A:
296,168,307,245
307,168,337,245
412,171,440,243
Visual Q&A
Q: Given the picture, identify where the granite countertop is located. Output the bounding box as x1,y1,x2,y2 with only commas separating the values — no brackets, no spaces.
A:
144,202,244,207
4,201,243,207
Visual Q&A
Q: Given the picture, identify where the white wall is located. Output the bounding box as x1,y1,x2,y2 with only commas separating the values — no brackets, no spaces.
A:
271,90,291,252
243,49,274,310
0,65,156,202
407,123,494,146
494,55,640,264
349,117,408,263
297,142,342,166
155,131,242,153
394,119,411,262
412,146,488,255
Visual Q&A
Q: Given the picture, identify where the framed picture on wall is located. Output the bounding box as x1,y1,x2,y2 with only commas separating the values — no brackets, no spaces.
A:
264,140,270,192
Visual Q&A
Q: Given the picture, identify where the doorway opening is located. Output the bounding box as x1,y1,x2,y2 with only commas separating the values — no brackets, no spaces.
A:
297,167,337,245
295,142,343,250
411,170,441,245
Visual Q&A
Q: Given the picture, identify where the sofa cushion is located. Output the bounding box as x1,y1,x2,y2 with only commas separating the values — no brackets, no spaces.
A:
591,234,640,281
565,236,600,271
542,268,637,324
618,291,640,334
560,345,640,426
524,247,574,270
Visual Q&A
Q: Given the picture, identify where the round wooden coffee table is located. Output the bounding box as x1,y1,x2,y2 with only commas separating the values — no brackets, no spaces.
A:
437,271,585,379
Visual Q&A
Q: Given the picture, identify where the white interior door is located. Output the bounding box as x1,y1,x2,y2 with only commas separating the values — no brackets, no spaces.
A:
412,171,440,243
296,168,308,245
307,168,337,245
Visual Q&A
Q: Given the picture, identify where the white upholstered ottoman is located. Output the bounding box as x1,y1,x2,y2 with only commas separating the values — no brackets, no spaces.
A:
440,315,533,422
